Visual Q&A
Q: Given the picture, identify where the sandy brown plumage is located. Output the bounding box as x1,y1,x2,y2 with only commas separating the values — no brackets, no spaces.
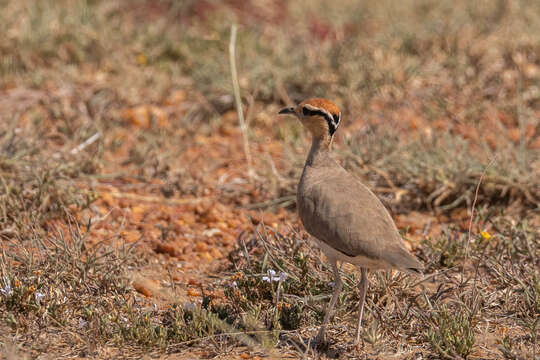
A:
298,148,422,272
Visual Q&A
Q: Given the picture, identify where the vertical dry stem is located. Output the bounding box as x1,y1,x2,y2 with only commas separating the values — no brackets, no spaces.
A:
465,156,497,258
229,24,254,179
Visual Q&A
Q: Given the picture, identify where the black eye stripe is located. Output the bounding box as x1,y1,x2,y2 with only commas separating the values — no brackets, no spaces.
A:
302,107,330,119
302,106,341,136
303,107,322,117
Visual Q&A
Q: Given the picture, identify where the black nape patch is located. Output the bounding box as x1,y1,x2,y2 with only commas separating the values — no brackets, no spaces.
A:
329,112,341,136
328,120,337,136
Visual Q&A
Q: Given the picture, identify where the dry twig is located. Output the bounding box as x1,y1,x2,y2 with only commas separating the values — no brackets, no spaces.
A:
229,24,255,180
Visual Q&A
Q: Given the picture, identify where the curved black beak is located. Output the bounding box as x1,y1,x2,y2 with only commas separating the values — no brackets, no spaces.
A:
278,106,295,115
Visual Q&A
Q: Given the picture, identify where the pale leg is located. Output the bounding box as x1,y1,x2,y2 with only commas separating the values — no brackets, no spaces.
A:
315,261,343,344
354,268,368,344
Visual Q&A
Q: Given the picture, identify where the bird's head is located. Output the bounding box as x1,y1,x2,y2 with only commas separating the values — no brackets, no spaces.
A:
278,98,341,142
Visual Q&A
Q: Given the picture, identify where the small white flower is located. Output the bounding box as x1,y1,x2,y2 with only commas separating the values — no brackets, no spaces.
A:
35,292,45,303
262,270,289,283
0,277,11,296
184,302,196,311
0,285,10,296
78,317,88,328
231,281,238,287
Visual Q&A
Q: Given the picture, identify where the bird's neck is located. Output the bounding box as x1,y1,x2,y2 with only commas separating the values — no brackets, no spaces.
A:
306,135,332,166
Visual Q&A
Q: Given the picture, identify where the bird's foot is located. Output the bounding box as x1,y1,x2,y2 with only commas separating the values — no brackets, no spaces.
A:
353,332,365,351
311,331,329,351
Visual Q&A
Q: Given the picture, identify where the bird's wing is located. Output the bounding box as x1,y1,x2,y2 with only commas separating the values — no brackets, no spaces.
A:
298,164,422,271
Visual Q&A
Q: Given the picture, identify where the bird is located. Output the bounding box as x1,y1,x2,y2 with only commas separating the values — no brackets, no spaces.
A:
278,98,423,346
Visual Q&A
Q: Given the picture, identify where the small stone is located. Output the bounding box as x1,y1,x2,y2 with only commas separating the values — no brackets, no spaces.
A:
195,241,208,252
210,248,222,259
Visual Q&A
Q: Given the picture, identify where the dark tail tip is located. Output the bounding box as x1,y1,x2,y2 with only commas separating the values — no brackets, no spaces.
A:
407,267,423,275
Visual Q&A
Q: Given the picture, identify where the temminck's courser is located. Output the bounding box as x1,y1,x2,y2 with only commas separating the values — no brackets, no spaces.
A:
279,98,423,346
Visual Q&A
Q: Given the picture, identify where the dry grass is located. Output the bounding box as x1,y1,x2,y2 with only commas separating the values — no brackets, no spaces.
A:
0,0,538,358
221,216,538,359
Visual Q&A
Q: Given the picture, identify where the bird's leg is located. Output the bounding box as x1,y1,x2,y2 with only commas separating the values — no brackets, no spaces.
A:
314,261,342,345
354,268,368,345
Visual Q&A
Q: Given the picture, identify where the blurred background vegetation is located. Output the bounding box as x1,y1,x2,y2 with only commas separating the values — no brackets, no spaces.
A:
0,0,538,358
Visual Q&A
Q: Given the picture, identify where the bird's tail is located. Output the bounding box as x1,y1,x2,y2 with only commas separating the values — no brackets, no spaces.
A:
389,245,424,275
